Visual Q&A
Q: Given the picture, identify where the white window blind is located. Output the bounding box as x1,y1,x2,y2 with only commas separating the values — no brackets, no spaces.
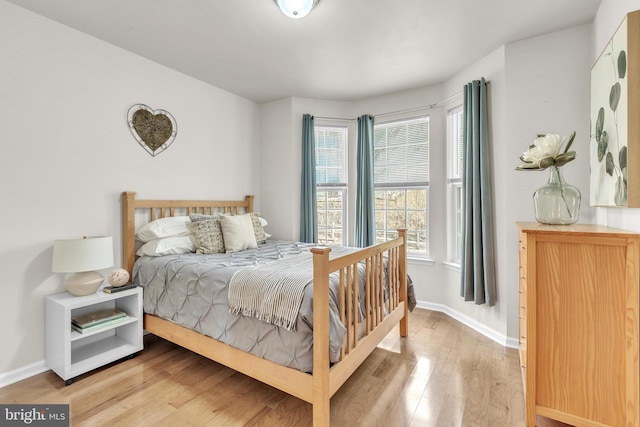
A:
316,126,346,185
374,117,429,186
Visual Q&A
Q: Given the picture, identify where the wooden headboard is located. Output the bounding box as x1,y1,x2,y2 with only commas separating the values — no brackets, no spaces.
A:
122,191,254,275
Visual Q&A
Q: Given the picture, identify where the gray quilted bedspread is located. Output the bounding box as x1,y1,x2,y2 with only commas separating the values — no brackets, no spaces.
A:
133,240,414,373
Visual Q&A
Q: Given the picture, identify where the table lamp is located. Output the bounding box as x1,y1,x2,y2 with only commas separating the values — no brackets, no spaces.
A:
52,236,114,296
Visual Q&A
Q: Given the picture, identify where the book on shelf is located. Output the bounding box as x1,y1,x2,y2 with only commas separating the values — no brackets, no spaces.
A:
71,315,129,334
103,283,139,294
71,308,127,328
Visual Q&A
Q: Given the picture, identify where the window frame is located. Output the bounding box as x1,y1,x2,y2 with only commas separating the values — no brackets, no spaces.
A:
447,105,464,265
314,123,348,246
373,114,430,259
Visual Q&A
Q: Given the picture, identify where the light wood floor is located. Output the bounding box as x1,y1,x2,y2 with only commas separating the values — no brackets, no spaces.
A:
1,309,544,426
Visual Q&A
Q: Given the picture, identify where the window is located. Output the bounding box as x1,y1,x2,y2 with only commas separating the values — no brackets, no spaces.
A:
447,106,464,263
315,125,347,246
373,116,429,256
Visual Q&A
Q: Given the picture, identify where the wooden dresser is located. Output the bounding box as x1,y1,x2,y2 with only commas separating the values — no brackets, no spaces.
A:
517,223,639,427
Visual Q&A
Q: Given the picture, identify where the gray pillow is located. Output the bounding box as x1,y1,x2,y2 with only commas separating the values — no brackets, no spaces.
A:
187,219,225,254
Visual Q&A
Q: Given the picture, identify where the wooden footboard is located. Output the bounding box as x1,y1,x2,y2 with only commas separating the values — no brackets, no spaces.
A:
122,191,407,427
311,236,407,424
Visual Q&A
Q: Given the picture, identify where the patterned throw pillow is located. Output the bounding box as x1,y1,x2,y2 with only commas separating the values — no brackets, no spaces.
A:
187,219,225,254
249,212,267,243
189,213,220,222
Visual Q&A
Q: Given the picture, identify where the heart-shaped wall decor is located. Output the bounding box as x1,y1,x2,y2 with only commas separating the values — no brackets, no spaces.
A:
127,104,177,157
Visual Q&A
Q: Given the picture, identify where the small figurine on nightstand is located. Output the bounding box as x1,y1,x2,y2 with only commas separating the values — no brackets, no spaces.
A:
103,269,136,293
107,269,130,287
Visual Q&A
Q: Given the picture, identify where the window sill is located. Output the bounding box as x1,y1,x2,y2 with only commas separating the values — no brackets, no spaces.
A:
442,261,461,272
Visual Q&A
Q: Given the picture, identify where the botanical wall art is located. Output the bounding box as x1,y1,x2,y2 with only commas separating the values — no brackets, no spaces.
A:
127,104,177,157
590,10,640,207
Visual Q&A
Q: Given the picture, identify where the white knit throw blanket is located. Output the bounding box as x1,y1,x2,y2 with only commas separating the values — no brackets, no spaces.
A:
228,252,314,331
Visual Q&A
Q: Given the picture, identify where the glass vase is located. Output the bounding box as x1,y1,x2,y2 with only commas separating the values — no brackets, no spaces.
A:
533,166,581,225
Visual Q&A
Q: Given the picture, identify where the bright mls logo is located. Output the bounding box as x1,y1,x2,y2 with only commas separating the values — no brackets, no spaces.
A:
1,405,69,426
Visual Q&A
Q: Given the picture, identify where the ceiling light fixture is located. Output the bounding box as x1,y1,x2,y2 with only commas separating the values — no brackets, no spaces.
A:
274,0,319,19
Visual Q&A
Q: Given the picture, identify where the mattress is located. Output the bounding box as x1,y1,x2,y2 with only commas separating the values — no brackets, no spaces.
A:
133,240,413,373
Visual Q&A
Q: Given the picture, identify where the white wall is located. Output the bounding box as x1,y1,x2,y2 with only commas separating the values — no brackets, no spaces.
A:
258,98,295,239
0,1,260,384
592,0,640,230
503,25,594,339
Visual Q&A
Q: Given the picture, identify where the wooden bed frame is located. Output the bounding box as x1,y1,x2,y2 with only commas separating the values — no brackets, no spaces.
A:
122,191,408,426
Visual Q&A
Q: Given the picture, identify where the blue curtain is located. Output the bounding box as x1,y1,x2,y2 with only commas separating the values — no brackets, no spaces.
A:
355,115,375,247
460,78,497,305
300,114,317,243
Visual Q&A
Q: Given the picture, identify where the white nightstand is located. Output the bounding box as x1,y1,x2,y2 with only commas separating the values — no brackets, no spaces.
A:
45,286,143,385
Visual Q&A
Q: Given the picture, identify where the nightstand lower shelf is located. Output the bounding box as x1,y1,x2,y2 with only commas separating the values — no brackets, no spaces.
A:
70,334,140,376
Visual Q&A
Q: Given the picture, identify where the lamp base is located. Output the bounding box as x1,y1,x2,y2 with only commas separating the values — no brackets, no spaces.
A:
64,271,104,296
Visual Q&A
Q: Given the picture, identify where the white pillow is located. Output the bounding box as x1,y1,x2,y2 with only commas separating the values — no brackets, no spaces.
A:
259,217,268,227
220,214,257,253
136,236,194,256
136,216,191,242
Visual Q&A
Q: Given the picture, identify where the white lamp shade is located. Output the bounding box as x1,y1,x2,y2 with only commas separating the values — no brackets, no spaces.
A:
52,236,114,273
275,0,318,19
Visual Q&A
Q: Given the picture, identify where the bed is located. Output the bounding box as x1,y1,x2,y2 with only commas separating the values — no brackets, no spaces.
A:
122,191,409,426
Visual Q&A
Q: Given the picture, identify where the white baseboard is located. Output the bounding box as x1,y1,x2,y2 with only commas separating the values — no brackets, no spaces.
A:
416,300,519,349
0,360,49,389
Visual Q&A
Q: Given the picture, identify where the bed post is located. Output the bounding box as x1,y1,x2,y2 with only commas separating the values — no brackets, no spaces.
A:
398,229,408,337
311,247,331,427
245,195,254,213
122,191,136,277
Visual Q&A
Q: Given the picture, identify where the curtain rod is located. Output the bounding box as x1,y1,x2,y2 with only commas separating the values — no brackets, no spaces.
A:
313,88,466,122
314,78,490,121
